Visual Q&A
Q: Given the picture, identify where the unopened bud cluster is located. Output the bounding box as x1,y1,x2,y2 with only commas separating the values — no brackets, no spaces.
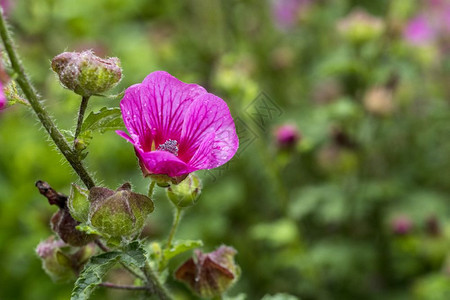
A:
51,50,122,96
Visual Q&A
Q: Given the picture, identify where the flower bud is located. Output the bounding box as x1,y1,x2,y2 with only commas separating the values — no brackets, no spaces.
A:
175,246,240,298
167,174,202,208
36,236,74,282
88,183,154,238
337,9,384,44
36,180,97,247
51,50,122,96
36,237,96,281
51,206,97,247
68,183,90,223
274,124,300,149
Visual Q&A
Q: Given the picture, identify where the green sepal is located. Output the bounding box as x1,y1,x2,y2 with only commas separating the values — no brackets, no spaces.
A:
75,224,102,236
68,183,90,223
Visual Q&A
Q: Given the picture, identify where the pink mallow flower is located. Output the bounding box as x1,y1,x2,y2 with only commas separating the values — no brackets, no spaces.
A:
117,71,239,183
271,0,310,31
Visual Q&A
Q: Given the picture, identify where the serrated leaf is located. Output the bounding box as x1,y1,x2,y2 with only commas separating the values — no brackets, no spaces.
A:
81,107,123,134
71,243,148,300
121,241,147,269
71,252,122,300
163,240,203,262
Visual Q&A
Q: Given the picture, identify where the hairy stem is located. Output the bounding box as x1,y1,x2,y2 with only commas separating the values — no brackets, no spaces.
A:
74,95,90,141
142,261,172,300
99,282,149,291
0,10,95,189
166,207,182,250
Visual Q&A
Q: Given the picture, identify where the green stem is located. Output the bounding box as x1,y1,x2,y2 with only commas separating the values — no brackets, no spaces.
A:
0,10,95,189
74,95,90,141
142,260,172,300
166,207,182,250
99,282,149,291
148,180,156,198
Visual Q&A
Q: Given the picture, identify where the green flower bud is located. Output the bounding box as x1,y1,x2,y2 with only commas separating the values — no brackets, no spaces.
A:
51,50,122,96
88,183,154,239
68,183,90,223
167,174,202,208
175,246,240,298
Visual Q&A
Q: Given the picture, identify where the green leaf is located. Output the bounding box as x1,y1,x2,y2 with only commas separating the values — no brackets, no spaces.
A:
71,252,122,300
81,107,123,134
163,240,203,262
71,242,147,300
121,241,147,269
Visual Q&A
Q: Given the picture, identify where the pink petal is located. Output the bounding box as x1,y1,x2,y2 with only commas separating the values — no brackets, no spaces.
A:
116,130,134,144
135,148,194,178
120,84,155,151
180,93,239,169
140,71,207,146
0,81,6,110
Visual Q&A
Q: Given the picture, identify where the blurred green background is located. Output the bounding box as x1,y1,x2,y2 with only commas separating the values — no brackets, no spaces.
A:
1,0,450,299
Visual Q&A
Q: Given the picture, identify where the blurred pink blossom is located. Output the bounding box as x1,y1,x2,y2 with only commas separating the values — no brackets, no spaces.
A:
404,16,435,45
274,124,300,148
271,0,310,30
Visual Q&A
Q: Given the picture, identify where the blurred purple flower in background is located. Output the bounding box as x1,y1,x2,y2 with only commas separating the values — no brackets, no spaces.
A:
404,16,435,46
117,71,239,181
274,124,300,148
391,215,413,235
404,0,450,46
0,0,12,15
271,0,310,30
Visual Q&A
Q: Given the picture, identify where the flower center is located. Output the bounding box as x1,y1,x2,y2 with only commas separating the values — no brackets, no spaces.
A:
158,139,179,156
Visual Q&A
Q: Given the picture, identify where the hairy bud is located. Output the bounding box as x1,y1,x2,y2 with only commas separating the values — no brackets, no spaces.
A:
167,174,202,208
36,236,96,281
88,183,154,238
51,206,97,247
51,50,122,96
